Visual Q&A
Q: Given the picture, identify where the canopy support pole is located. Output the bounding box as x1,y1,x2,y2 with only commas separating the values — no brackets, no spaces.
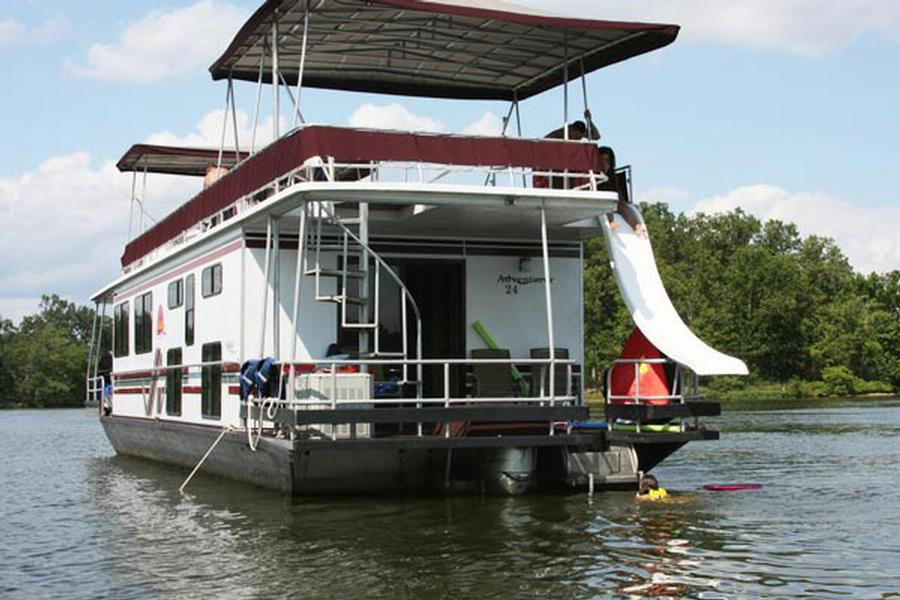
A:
272,16,280,141
217,79,231,170
229,77,241,162
514,92,527,186
563,30,569,140
128,171,136,240
293,0,309,127
251,40,265,154
140,163,148,234
580,58,595,140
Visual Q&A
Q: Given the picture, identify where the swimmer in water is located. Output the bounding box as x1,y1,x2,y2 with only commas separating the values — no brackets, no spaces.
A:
637,474,668,501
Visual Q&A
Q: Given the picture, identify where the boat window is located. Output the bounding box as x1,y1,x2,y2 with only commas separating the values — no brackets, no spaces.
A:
201,264,223,298
201,342,222,419
113,301,130,357
185,274,195,346
134,292,153,355
166,348,182,416
167,279,184,309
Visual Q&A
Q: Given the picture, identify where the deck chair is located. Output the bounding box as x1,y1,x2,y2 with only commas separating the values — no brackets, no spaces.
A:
530,347,570,398
471,348,518,398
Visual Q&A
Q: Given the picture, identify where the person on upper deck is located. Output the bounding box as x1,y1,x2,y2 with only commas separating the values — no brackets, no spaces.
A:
598,146,645,237
534,115,600,189
204,163,228,189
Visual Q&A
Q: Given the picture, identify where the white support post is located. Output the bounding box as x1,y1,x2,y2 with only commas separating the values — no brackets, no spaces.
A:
540,208,556,430
217,78,231,170
293,0,310,126
259,217,273,358
229,78,241,162
580,58,594,140
514,97,527,187
563,31,569,140
128,171,136,240
288,203,308,403
358,202,369,368
272,17,280,141
140,163,148,234
251,40,265,154
273,217,281,361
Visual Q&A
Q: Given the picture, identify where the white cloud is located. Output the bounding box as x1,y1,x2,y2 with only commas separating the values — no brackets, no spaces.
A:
0,152,197,310
692,184,900,274
523,0,900,55
0,17,25,45
0,297,41,325
32,14,69,42
462,111,504,136
145,108,282,150
0,107,292,311
348,104,513,137
348,103,445,132
66,0,247,83
0,14,69,46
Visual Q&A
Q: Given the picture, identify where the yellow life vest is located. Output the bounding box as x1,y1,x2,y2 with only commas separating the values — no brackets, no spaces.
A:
647,487,668,500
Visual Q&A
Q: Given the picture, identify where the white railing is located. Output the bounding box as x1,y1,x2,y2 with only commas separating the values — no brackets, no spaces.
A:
86,375,105,408
288,357,577,403
604,358,702,433
123,157,609,271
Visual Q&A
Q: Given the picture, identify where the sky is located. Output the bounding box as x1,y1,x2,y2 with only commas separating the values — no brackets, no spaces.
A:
0,0,898,322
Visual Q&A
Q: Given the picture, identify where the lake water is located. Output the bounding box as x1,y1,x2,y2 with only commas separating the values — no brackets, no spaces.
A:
2,399,899,599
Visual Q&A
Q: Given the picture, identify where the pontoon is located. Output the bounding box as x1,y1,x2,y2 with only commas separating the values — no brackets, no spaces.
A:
86,0,747,496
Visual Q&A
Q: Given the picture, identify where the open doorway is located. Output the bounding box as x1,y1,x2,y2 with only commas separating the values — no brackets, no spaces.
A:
370,259,467,398
336,257,466,398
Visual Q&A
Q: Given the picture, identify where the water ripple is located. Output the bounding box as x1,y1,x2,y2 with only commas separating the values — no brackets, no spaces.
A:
2,404,900,598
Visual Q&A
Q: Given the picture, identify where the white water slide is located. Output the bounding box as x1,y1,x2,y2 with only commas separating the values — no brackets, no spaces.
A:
602,212,749,376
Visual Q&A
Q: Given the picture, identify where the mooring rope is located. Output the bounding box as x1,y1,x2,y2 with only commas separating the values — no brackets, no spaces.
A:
247,397,278,452
179,425,235,494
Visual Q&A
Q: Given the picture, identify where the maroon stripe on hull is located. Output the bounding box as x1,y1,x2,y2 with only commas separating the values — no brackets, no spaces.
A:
114,388,146,395
117,239,242,300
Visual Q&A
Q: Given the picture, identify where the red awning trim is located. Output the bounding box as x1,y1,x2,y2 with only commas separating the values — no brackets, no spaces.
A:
121,125,604,267
117,144,250,177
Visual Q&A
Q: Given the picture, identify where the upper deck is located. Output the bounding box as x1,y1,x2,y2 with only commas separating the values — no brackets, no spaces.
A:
117,125,619,274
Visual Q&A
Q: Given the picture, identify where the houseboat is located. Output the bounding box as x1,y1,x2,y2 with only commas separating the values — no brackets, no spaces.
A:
86,0,748,496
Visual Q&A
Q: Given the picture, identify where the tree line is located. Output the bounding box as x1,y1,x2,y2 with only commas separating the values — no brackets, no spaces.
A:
1,204,897,408
586,204,899,397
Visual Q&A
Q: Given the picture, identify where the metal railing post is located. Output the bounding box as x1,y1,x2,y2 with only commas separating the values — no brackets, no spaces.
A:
539,207,555,434
288,202,308,404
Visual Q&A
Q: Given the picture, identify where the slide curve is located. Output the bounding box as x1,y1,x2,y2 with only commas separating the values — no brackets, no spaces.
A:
601,212,749,376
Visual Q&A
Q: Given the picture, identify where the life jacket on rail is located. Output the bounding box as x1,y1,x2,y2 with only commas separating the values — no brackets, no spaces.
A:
609,328,670,406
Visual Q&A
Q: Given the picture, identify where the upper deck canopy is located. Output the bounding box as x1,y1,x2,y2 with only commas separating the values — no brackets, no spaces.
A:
117,144,250,177
120,125,608,267
209,0,679,101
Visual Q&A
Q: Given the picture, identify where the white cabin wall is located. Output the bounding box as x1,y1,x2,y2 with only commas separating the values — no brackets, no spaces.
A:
110,232,243,426
243,245,338,364
464,255,583,366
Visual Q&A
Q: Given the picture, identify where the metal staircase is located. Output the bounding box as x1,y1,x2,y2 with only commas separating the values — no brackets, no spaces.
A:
303,200,423,389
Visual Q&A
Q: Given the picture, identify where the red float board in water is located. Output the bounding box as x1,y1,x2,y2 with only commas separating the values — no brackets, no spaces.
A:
609,327,670,405
703,484,764,491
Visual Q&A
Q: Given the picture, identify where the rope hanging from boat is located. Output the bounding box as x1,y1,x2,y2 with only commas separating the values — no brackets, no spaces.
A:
247,396,278,452
179,425,235,494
